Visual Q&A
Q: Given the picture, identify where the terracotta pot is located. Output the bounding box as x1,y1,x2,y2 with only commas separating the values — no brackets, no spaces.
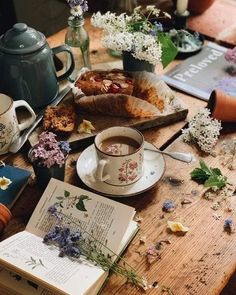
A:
0,203,12,232
207,90,236,122
188,0,215,15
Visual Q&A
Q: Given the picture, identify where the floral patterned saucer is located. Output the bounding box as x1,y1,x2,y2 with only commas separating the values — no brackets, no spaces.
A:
76,142,165,197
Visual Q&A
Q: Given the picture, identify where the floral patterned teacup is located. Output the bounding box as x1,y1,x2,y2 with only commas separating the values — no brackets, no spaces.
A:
94,127,144,186
0,94,36,155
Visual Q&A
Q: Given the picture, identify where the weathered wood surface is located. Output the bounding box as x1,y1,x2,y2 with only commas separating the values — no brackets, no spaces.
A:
5,13,236,295
101,131,236,295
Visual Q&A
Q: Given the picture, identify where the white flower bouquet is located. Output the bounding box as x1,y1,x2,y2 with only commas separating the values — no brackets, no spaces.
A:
91,5,177,68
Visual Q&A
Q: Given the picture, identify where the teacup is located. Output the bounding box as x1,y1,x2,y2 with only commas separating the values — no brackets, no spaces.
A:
94,126,144,186
0,94,36,155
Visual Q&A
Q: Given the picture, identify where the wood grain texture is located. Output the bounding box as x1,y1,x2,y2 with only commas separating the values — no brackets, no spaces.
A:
100,132,236,295
3,13,234,295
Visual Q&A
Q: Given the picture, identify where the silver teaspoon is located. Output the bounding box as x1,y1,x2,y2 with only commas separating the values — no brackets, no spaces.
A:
145,147,195,163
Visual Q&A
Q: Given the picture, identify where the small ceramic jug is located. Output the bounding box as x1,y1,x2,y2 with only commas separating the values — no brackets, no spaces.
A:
0,23,75,109
0,93,36,155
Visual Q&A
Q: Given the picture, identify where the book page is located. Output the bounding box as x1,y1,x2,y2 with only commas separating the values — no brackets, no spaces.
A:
0,179,138,295
0,231,107,295
0,266,55,295
26,178,136,255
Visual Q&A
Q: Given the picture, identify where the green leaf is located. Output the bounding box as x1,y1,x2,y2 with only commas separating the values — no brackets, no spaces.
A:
190,167,208,183
80,195,90,201
191,159,227,189
199,159,212,176
211,168,222,176
64,190,70,198
76,195,91,211
158,32,178,68
204,175,227,189
76,200,87,211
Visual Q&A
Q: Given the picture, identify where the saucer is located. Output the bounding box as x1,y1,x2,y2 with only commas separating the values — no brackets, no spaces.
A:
76,142,165,197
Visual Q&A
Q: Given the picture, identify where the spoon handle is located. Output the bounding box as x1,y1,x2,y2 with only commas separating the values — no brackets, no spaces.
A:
145,148,194,163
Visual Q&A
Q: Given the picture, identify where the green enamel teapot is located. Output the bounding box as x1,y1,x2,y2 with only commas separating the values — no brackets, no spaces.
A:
0,23,75,109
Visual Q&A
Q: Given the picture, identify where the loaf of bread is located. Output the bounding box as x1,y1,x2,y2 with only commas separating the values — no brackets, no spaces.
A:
43,104,76,135
75,69,135,96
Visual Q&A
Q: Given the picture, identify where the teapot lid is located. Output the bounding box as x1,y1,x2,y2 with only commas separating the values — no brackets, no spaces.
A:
0,23,46,54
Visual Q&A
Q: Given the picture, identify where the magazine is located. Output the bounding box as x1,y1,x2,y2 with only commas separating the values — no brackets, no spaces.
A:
0,178,138,295
162,42,236,101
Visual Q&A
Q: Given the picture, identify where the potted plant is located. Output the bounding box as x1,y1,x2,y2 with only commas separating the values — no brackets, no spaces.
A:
91,5,178,72
28,132,71,188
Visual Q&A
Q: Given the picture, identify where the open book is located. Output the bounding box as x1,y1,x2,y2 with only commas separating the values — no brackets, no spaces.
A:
0,178,138,295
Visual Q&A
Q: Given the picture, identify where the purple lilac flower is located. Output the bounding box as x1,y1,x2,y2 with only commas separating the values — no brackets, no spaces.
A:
30,132,70,168
162,200,175,212
225,47,236,64
66,0,88,13
149,22,163,36
59,141,71,155
43,225,82,258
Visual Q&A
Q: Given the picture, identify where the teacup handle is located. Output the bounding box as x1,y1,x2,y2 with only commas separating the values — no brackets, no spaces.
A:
13,100,36,131
96,159,110,182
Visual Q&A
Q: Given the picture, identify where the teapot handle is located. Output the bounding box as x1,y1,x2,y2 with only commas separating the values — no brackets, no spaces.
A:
52,45,75,81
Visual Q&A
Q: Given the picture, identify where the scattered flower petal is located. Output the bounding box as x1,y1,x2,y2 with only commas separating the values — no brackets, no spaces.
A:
167,221,189,233
224,218,234,233
134,215,143,223
0,176,12,190
162,200,175,212
78,119,95,134
139,236,147,244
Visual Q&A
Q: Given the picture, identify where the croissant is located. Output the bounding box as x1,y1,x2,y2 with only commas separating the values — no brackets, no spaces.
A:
75,93,160,118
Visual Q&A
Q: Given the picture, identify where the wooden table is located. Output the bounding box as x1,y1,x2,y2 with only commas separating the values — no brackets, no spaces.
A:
1,11,236,295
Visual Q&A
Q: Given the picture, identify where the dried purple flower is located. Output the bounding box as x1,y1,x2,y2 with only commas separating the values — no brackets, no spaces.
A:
225,47,236,64
162,200,175,212
224,218,233,233
66,0,88,16
30,132,70,168
43,225,82,258
59,141,71,155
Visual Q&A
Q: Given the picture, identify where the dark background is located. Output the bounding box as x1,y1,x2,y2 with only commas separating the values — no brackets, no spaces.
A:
0,0,175,36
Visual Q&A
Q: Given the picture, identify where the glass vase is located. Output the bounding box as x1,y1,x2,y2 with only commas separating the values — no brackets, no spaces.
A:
65,15,91,82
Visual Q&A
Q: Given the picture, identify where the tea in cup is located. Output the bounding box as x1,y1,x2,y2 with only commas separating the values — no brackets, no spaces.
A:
0,94,36,155
94,126,144,186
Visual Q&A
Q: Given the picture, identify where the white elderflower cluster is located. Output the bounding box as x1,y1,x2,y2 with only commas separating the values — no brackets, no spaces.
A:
182,108,222,153
91,6,176,67
91,12,130,34
132,32,162,65
102,32,133,52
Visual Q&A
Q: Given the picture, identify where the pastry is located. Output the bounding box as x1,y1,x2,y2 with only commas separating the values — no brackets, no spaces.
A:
43,104,76,135
75,94,160,118
75,69,135,96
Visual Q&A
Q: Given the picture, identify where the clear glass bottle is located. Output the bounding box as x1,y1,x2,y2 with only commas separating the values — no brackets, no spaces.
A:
65,16,91,82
